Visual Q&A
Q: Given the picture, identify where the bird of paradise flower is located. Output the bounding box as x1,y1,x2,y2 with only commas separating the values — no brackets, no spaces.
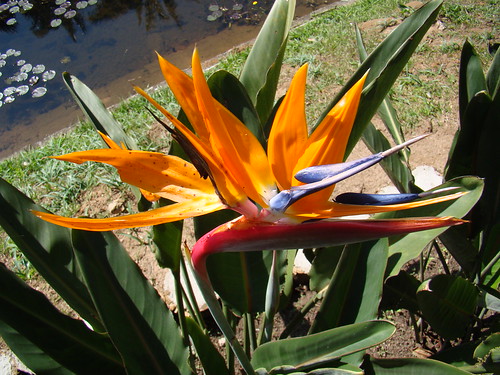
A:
33,48,467,373
34,48,465,279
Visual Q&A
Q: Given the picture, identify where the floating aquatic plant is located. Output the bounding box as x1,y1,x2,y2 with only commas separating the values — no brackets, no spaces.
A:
0,48,55,107
206,0,273,26
0,0,99,29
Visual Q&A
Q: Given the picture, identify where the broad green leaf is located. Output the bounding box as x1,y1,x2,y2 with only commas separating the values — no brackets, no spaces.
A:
486,47,500,99
240,0,295,123
208,70,264,144
438,226,478,275
278,249,297,310
315,0,443,157
62,72,138,150
185,317,229,375
152,220,183,271
363,356,473,374
478,285,500,312
471,336,500,374
0,321,72,375
474,332,500,360
381,176,483,277
310,239,388,335
206,250,274,315
417,275,479,340
308,245,343,292
379,271,420,312
0,263,124,374
355,24,410,167
445,92,491,181
152,200,183,271
0,177,100,329
71,230,190,375
446,85,499,255
458,41,487,123
256,363,364,375
62,73,144,201
481,223,500,288
251,321,395,371
474,90,500,254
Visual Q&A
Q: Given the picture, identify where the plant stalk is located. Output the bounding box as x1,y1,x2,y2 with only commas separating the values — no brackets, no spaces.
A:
279,289,324,339
433,240,450,275
180,254,206,330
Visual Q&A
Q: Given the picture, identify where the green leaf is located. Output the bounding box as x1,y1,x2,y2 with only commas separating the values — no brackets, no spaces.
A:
355,24,410,169
316,0,444,157
481,224,500,289
239,0,295,123
438,226,478,275
152,200,183,271
445,92,491,181
0,321,72,375
185,317,230,375
445,75,500,251
478,286,500,312
381,176,483,277
308,246,343,292
62,73,144,201
251,321,395,371
474,332,500,360
310,239,388,335
0,263,124,374
62,72,138,150
458,41,487,123
380,271,420,312
71,230,191,375
207,251,274,315
0,177,101,329
486,47,500,99
363,356,473,374
208,70,264,144
417,275,479,340
257,363,364,375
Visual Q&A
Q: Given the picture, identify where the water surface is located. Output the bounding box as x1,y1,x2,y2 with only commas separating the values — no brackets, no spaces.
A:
0,0,336,159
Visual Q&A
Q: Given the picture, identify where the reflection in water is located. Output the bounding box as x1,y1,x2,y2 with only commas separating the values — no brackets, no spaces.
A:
89,0,182,30
0,0,336,157
1,1,96,40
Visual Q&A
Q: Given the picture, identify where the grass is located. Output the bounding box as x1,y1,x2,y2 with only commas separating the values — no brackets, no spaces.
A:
0,0,498,278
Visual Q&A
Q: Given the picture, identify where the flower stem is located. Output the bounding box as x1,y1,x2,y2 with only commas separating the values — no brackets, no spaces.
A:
180,255,206,329
187,248,255,374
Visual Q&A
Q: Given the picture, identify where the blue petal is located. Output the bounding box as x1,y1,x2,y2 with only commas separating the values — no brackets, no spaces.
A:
295,154,383,183
295,134,429,184
270,135,429,213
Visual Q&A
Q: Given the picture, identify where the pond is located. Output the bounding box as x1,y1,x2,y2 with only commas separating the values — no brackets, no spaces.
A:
0,0,337,159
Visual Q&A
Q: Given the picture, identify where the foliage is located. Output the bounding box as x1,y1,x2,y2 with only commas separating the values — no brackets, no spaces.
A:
370,38,500,373
0,1,495,375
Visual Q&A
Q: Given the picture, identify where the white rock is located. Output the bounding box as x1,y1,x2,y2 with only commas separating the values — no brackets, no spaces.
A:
294,249,311,274
413,165,443,191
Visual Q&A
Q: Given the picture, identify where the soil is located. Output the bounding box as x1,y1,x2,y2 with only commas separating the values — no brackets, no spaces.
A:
1,0,498,373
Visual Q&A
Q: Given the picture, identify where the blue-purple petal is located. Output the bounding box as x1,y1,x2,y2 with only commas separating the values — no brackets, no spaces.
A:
295,153,383,183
